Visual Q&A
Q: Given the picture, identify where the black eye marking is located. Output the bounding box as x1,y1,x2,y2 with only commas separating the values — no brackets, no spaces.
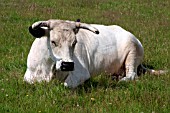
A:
63,28,69,32
51,41,57,47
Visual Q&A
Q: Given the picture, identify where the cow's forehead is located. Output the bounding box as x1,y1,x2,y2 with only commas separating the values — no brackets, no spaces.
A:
52,21,73,29
50,22,75,42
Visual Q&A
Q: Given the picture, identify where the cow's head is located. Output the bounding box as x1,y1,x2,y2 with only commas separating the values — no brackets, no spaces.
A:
29,20,99,71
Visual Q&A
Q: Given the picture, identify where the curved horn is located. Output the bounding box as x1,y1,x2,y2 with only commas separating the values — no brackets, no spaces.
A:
76,22,99,34
31,21,49,29
29,21,49,38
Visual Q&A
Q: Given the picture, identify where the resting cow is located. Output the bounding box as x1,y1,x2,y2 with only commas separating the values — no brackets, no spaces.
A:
24,19,167,88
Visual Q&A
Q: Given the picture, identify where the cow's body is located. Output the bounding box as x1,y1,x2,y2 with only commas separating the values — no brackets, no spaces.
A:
75,25,143,76
62,25,144,87
24,20,147,88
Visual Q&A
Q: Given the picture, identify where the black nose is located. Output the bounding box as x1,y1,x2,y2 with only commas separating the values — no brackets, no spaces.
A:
60,62,74,71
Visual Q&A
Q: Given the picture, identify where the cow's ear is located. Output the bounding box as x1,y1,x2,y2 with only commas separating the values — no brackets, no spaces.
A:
29,26,46,38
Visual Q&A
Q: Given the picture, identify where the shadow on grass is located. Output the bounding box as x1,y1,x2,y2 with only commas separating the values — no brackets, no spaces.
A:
137,64,154,76
20,64,156,94
76,64,155,94
76,78,131,94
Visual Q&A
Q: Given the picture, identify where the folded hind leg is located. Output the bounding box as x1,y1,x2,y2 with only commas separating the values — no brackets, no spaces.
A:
120,65,137,81
120,52,141,81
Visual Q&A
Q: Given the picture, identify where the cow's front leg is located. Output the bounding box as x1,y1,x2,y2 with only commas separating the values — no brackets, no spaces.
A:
64,68,90,88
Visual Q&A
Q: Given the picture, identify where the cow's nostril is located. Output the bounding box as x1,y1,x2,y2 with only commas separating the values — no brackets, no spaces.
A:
60,62,74,71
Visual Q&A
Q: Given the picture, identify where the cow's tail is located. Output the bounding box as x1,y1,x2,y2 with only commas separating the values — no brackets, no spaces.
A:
140,64,168,75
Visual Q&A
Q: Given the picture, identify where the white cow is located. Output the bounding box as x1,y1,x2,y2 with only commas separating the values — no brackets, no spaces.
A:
24,19,166,88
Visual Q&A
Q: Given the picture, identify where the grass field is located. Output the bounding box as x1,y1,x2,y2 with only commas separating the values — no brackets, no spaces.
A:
0,0,170,112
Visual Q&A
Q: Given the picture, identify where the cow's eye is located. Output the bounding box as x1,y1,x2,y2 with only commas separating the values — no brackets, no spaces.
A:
72,39,77,47
51,41,57,47
63,28,69,32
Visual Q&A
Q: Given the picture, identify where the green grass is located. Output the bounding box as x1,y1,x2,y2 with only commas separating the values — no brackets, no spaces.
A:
0,0,169,112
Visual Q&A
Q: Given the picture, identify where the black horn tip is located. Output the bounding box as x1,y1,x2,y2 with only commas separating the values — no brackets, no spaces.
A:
76,19,80,22
29,26,45,38
95,30,100,34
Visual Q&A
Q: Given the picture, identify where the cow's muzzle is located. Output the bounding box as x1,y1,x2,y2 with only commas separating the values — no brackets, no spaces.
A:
60,62,74,71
